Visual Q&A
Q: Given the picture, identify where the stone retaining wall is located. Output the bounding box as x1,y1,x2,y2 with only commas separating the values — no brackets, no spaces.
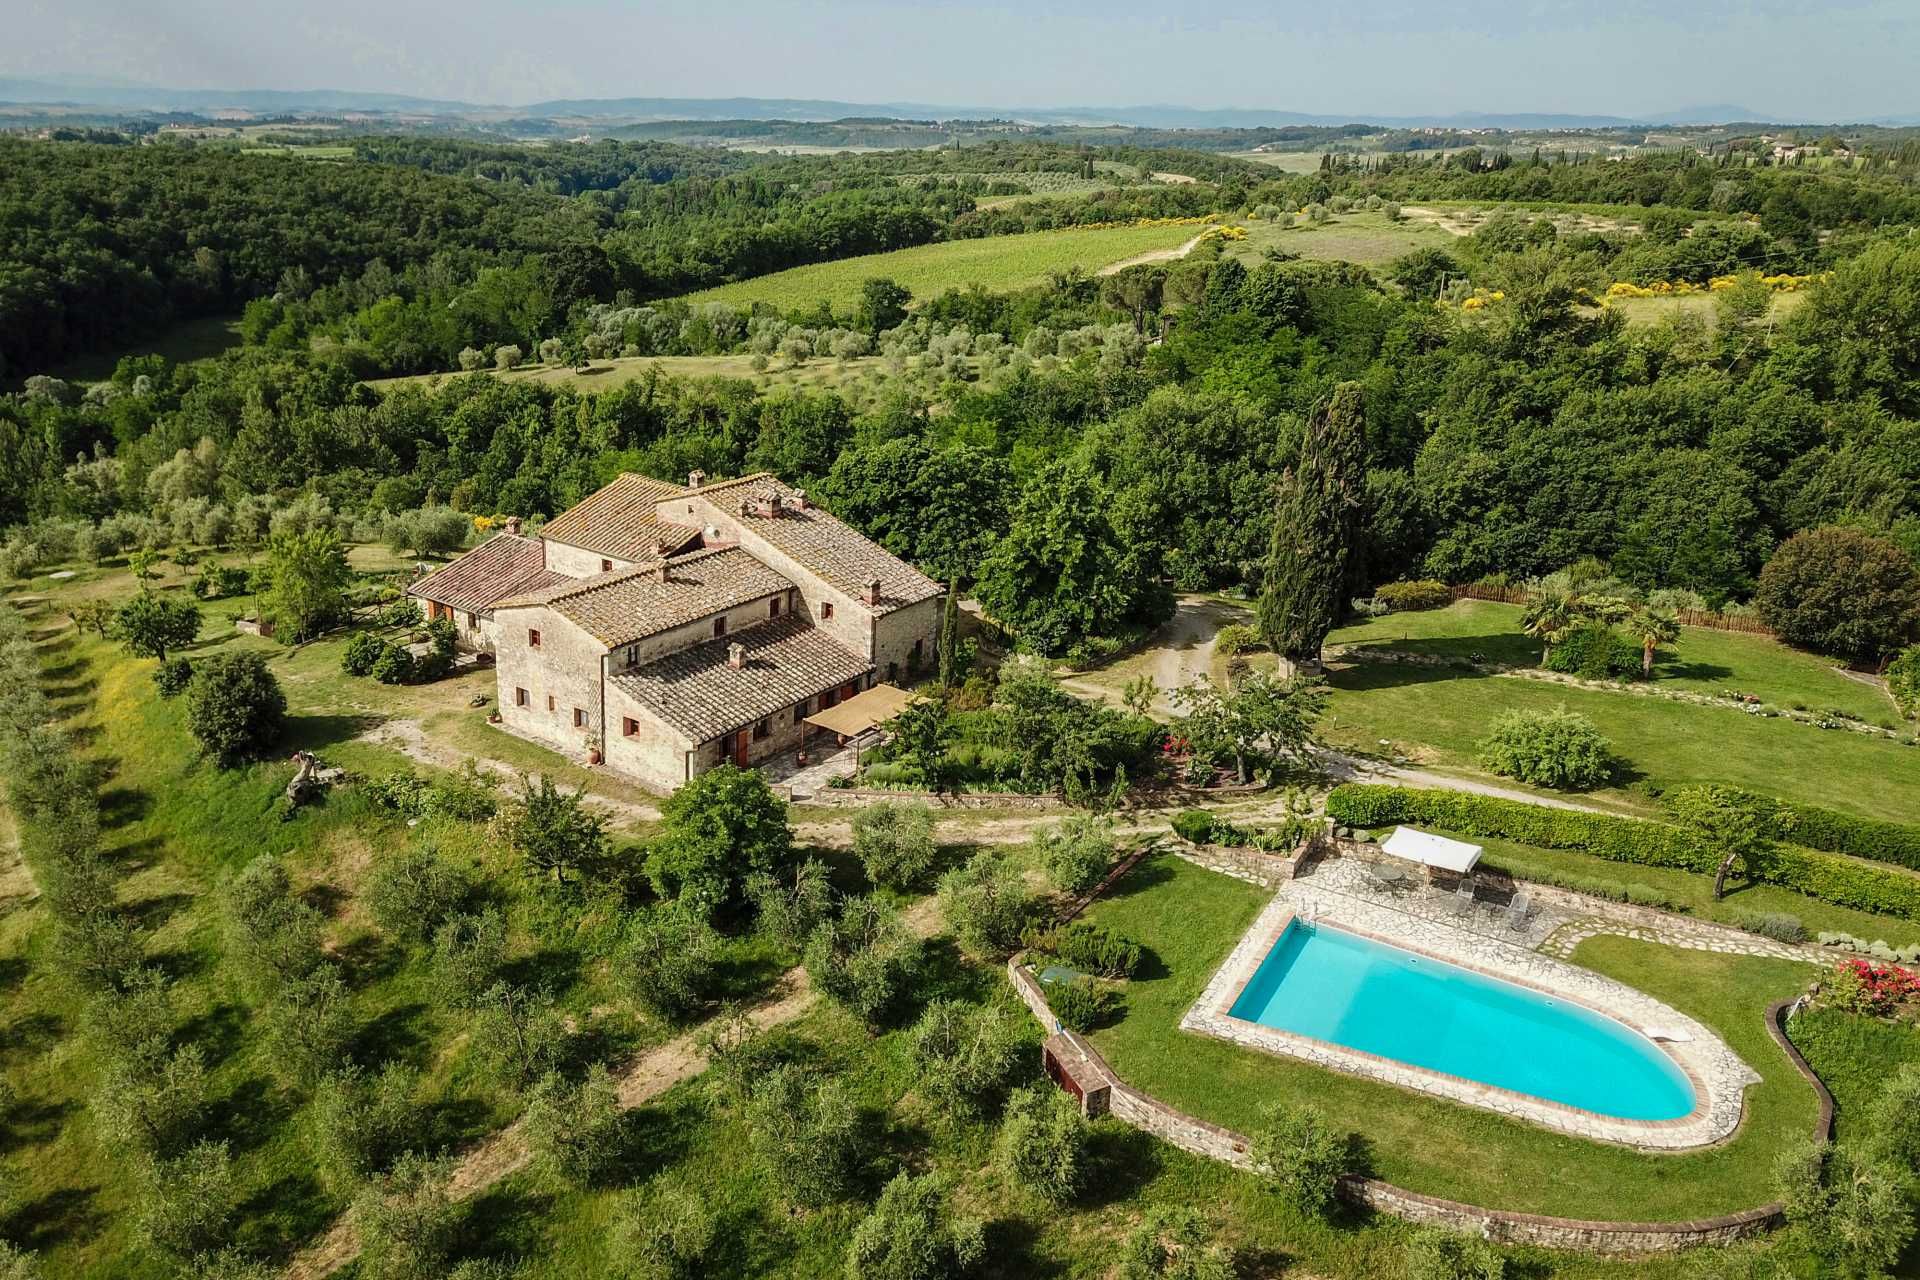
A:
790,787,1062,810
1008,957,1828,1255
1172,836,1319,887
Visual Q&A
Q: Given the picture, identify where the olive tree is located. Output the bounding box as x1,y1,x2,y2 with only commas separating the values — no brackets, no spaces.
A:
997,1082,1088,1204
851,801,937,890
614,904,721,1023
745,1065,863,1207
845,1172,985,1280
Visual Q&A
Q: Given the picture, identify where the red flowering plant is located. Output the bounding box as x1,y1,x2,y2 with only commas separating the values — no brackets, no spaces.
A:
1824,958,1920,1017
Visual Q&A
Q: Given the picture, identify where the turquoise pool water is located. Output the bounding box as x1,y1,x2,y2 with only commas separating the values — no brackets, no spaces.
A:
1228,922,1696,1121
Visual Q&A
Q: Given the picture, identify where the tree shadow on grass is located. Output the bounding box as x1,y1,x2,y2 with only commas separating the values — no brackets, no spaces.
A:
458,1184,554,1268
0,1011,62,1063
235,1171,335,1261
1658,660,1735,683
147,941,215,984
1327,660,1497,696
98,784,153,830
980,1216,1062,1280
10,1185,107,1253
1080,1120,1165,1207
0,1096,75,1151
353,1001,433,1067
283,712,383,754
125,890,197,933
178,1000,249,1067
504,946,582,997
1098,854,1175,904
208,1074,297,1156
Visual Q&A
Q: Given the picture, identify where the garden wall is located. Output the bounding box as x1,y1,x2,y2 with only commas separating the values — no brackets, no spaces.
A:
1009,958,1831,1255
788,786,1063,810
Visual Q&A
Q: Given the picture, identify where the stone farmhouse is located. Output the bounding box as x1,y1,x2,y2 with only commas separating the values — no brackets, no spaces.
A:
409,471,945,791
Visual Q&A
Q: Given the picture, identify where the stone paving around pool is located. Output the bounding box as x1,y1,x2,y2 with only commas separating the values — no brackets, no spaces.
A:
1180,864,1763,1150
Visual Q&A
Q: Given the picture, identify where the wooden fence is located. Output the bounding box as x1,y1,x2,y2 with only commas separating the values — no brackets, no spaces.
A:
1447,583,1777,638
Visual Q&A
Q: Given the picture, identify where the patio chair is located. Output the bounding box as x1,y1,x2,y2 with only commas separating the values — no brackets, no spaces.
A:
1507,892,1533,931
1450,882,1475,918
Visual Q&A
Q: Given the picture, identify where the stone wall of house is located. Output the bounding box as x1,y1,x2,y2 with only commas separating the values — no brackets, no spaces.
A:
542,539,638,578
603,684,694,791
492,607,606,754
1005,958,1806,1256
872,595,943,685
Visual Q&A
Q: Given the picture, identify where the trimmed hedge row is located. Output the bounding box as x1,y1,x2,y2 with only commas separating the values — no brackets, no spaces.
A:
1662,786,1920,874
1326,784,1920,922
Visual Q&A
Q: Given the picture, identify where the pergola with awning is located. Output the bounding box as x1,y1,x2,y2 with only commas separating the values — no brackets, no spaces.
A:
801,682,917,766
1381,826,1483,878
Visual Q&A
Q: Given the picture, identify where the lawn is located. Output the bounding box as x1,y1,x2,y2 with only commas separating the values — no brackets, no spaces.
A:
368,352,907,397
1597,289,1809,330
1225,210,1459,268
675,223,1207,312
1078,855,1822,1222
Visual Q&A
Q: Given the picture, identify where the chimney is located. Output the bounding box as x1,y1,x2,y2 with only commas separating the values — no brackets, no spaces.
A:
505,515,522,536
687,470,705,489
727,642,746,669
755,497,778,519
863,577,882,606
791,489,808,511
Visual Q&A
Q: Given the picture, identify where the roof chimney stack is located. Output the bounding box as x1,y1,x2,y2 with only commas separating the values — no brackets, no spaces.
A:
863,577,882,607
687,470,706,490
727,642,746,669
505,515,523,536
791,489,808,511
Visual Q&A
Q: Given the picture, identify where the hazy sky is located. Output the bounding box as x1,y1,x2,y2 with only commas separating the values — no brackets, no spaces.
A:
7,0,1916,120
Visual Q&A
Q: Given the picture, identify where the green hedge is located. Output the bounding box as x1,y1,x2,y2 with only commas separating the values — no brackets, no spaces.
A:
1662,786,1920,874
1327,784,1920,922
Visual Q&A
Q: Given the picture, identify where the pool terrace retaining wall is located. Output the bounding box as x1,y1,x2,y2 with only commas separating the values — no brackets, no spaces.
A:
1011,955,1829,1256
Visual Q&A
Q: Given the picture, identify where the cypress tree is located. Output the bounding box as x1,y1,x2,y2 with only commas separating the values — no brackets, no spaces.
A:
1257,382,1367,667
937,581,959,688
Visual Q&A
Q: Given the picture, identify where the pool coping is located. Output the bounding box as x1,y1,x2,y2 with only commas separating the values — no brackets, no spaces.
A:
1180,889,1760,1150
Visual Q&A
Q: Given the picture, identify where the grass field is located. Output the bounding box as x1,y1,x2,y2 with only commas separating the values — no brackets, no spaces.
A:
368,352,909,396
46,312,245,383
1598,289,1810,329
1080,855,1821,1221
1227,210,1458,268
677,223,1206,311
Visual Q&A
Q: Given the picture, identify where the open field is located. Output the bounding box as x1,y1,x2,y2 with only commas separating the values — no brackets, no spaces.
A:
1080,854,1821,1221
368,352,910,396
1597,289,1810,329
1226,210,1458,267
46,312,245,382
677,223,1206,311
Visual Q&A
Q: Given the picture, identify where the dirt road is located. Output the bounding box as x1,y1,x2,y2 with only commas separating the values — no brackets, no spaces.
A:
1098,231,1213,276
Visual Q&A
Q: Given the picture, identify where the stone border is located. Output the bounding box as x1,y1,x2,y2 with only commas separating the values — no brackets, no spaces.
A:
1012,957,1829,1255
1180,889,1758,1149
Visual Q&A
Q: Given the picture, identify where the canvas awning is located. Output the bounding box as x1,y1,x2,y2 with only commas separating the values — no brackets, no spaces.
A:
1381,826,1483,875
803,683,916,738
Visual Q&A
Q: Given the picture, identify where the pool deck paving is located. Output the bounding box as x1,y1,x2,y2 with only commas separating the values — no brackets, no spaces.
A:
1179,857,1762,1149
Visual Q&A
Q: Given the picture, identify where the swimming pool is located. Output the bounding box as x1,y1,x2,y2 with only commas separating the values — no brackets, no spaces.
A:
1227,921,1697,1122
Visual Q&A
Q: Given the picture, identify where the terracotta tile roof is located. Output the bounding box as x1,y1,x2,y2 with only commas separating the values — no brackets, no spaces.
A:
697,475,945,614
539,472,693,563
610,615,872,743
405,534,565,615
494,547,794,649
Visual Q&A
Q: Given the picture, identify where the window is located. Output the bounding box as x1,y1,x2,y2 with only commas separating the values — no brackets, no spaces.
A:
515,687,529,707
546,694,556,712
623,717,639,737
820,601,834,621
753,718,772,741
794,697,810,723
624,645,638,668
820,687,837,709
713,616,727,637
466,612,478,629
912,638,924,667
601,558,613,572
573,707,587,728
769,597,782,619
888,662,898,682
528,628,542,648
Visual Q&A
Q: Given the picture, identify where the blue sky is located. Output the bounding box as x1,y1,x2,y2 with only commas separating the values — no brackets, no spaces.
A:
7,0,1916,120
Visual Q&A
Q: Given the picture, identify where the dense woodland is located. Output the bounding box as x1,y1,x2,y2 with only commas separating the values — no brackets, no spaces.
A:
3,136,1920,656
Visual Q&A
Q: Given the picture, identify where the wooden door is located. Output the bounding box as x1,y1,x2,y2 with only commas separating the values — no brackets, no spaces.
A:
733,729,751,767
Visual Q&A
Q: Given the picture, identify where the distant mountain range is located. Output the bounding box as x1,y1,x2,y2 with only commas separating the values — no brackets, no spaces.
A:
3,78,1914,130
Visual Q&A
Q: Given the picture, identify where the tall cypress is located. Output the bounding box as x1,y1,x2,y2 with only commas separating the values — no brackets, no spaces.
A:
1257,382,1368,666
937,580,959,687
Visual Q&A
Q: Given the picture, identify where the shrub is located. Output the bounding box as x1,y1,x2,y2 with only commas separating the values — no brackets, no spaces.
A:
1171,809,1217,845
851,801,937,890
1213,623,1260,657
137,1139,237,1260
1476,706,1614,790
804,895,924,1029
646,764,794,914
1374,579,1452,612
1403,1227,1506,1280
1824,958,1918,1016
366,843,472,945
613,1180,716,1280
1728,911,1807,944
1117,1207,1239,1280
1869,1062,1920,1175
524,1065,626,1187
354,1153,460,1280
430,909,507,1009
745,1065,863,1207
938,852,1040,958
1543,622,1641,680
1030,920,1142,978
846,1171,985,1280
1249,1102,1347,1216
1756,526,1920,661
184,652,286,766
998,1082,1088,1204
1047,976,1118,1032
370,642,416,685
908,999,1028,1116
1326,784,1920,921
153,656,194,698
746,857,834,949
1890,646,1920,719
0,1243,38,1279
311,1063,425,1191
614,904,721,1023
1031,815,1116,895
1776,1139,1914,1279
341,631,384,676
